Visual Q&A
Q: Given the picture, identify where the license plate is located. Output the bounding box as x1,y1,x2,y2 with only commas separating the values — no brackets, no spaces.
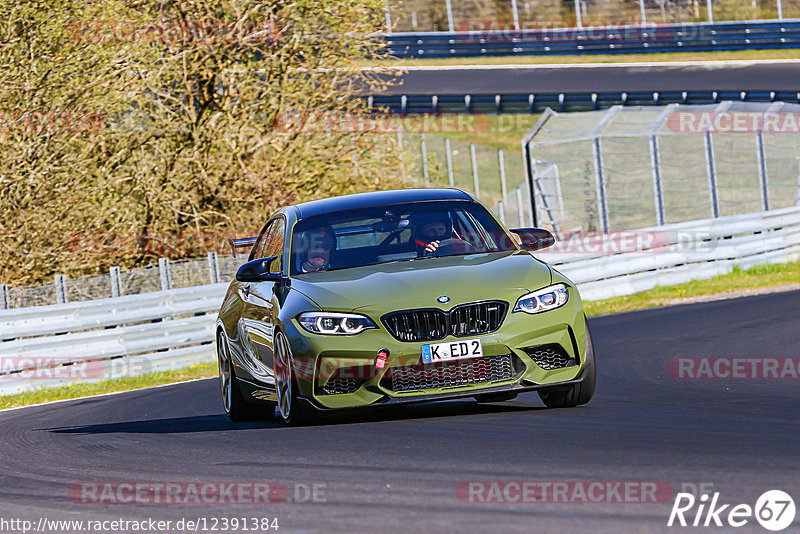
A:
421,338,483,364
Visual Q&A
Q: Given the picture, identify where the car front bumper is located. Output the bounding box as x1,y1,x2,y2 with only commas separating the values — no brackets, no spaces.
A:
283,286,591,411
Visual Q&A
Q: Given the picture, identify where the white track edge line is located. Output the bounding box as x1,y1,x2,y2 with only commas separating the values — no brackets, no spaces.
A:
0,376,216,414
366,59,800,71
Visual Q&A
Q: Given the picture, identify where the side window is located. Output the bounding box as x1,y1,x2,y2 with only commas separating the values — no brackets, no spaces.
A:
250,221,273,262
260,217,286,273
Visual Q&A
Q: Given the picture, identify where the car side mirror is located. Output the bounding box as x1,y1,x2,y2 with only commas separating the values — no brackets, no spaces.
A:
236,256,282,283
509,228,556,251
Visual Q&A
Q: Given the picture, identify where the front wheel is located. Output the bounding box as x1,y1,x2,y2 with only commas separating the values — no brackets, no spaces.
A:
274,331,318,426
538,363,595,408
538,317,596,408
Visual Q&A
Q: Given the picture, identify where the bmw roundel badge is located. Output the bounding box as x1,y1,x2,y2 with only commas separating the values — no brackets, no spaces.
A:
437,295,450,304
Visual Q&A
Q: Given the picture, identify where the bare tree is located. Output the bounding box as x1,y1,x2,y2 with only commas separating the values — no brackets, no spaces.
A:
0,0,404,285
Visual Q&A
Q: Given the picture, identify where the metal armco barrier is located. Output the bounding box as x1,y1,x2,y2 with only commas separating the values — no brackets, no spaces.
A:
1,208,799,396
553,206,800,300
369,90,800,114
0,284,227,396
382,19,800,58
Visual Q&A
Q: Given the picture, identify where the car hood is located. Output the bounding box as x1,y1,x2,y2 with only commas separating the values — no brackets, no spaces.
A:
289,251,552,313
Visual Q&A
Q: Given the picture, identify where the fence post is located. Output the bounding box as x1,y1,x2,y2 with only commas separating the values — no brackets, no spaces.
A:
511,0,521,30
55,274,68,304
208,251,220,284
110,266,122,298
796,157,800,206
755,131,770,211
778,0,783,19
421,134,430,186
497,200,506,225
498,148,508,224
516,188,525,227
638,0,647,23
470,143,480,197
704,131,720,218
649,134,666,226
592,137,610,234
0,284,9,310
524,179,535,227
384,5,392,33
159,258,172,291
444,0,455,32
445,138,455,187
525,151,551,233
706,0,713,22
574,0,583,28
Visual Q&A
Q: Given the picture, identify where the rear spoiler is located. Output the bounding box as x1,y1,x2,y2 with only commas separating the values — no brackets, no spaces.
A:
228,237,257,258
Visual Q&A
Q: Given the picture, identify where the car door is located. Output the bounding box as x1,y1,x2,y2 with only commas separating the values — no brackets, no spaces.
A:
239,216,286,388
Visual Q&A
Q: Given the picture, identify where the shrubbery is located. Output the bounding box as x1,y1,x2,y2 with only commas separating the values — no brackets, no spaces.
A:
0,0,403,285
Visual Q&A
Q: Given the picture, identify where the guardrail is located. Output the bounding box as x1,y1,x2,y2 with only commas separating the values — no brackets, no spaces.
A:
552,206,800,300
0,285,227,396
382,19,800,58
1,207,798,396
368,90,800,114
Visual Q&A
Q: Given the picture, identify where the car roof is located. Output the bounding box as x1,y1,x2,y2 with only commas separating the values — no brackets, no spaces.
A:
293,188,474,219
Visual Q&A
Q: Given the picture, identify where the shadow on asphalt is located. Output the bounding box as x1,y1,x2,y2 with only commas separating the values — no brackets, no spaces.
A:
42,414,272,434
41,399,546,434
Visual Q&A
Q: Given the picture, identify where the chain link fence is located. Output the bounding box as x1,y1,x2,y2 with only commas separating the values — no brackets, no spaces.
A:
523,102,800,239
386,0,799,33
396,131,533,225
2,253,244,310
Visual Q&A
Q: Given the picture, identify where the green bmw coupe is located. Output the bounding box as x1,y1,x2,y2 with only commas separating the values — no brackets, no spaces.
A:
216,188,595,425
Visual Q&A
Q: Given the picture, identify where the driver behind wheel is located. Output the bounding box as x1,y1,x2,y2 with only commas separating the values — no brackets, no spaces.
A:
412,212,453,256
297,225,336,272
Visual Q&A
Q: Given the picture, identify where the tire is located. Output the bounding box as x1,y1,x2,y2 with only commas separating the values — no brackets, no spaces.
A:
475,392,518,403
538,317,596,409
274,331,318,426
217,330,269,422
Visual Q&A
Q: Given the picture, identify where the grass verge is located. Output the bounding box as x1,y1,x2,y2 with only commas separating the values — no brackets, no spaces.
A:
583,260,800,316
2,261,798,409
430,114,539,153
369,49,800,67
0,362,217,410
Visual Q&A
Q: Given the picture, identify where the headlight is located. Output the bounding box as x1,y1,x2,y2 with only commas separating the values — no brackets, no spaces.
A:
297,312,378,335
513,284,569,314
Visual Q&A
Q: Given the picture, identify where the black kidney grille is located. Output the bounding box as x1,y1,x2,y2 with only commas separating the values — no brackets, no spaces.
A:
449,301,506,337
382,301,508,342
383,309,447,342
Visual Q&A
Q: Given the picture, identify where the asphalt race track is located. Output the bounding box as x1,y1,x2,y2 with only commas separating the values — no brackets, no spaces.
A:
1,290,799,533
378,60,800,95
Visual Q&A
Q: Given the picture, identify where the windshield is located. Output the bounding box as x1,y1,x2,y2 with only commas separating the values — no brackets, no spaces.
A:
290,201,517,275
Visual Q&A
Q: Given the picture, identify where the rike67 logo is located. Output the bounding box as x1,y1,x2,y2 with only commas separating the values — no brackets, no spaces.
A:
668,490,796,531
